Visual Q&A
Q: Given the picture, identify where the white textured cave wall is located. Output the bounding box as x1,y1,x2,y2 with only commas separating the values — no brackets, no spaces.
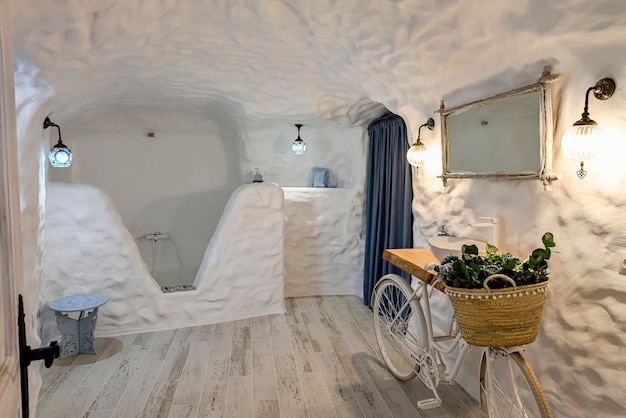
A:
10,0,626,416
13,71,54,411
48,104,245,287
408,73,626,417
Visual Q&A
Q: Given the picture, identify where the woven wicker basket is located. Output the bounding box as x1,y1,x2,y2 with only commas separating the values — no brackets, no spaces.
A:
445,274,549,347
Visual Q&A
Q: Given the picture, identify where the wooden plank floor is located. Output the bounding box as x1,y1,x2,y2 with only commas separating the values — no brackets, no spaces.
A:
37,296,485,418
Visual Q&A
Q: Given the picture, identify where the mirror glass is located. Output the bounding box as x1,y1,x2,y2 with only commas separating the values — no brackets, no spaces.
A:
448,90,540,173
439,69,560,188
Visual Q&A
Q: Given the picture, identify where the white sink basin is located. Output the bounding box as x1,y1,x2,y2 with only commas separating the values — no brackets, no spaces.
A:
428,236,487,261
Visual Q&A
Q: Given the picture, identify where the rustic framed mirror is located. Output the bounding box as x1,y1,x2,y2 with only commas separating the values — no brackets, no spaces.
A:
438,67,561,190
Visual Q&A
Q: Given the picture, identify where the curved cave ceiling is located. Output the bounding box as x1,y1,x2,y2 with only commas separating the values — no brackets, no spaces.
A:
10,0,626,129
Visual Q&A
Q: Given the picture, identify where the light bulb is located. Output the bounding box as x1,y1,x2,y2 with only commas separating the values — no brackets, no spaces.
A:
406,141,426,168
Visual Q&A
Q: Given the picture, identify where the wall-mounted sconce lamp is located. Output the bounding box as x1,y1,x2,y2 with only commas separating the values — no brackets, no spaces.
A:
292,123,306,155
44,117,72,167
406,117,435,168
561,77,616,179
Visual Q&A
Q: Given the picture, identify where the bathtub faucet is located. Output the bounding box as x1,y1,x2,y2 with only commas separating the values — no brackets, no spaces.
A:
141,232,170,241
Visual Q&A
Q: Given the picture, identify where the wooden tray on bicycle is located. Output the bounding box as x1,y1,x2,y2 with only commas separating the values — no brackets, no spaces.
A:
382,248,444,292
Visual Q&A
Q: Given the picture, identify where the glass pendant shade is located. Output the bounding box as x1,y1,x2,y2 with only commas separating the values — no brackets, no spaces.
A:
292,139,306,155
561,122,602,164
44,116,72,167
49,140,73,167
292,123,306,155
563,78,615,179
406,117,434,169
406,140,427,168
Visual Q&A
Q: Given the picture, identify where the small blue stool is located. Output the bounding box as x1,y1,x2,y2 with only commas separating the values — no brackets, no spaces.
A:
48,294,108,358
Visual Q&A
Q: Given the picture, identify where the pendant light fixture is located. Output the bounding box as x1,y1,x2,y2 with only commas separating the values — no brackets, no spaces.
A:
44,117,72,167
406,118,435,169
561,77,616,179
292,123,306,155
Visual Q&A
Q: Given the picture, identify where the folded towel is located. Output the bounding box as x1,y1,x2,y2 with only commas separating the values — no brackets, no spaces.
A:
311,167,329,187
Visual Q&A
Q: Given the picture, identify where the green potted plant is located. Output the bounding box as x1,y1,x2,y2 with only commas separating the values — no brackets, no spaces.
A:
435,232,555,347
435,232,555,289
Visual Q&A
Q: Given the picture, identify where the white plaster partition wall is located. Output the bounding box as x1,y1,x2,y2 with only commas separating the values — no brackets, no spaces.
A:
48,105,245,287
244,122,368,297
283,188,365,297
41,181,284,342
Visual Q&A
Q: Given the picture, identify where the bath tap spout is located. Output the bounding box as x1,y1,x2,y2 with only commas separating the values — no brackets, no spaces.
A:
438,224,452,236
468,217,499,247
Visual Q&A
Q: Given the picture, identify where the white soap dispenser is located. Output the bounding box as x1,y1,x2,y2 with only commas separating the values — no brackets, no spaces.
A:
252,168,263,183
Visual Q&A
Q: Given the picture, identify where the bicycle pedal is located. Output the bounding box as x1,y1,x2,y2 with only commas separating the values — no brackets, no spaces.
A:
417,398,441,410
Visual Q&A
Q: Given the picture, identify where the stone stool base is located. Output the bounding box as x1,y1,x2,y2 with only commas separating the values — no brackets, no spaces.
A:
55,308,99,358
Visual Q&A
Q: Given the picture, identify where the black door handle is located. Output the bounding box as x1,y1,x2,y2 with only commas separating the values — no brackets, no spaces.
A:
18,294,60,418
21,340,60,368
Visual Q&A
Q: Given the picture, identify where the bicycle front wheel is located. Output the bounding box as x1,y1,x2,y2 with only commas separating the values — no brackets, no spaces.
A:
481,348,552,418
372,274,427,381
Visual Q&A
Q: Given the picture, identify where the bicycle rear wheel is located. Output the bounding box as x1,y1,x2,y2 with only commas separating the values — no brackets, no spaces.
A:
372,274,427,381
480,348,552,418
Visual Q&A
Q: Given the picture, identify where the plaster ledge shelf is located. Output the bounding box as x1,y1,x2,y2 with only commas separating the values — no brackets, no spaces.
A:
281,186,351,191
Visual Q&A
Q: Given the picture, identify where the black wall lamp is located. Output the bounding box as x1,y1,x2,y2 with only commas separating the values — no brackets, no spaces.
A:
44,117,72,167
561,77,616,179
406,117,435,169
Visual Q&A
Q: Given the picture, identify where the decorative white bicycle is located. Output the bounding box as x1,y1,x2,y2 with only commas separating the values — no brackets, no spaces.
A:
372,273,552,417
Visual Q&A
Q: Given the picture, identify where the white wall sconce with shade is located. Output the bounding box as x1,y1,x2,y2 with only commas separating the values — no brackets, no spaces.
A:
44,116,72,167
406,117,435,169
292,123,306,155
561,77,616,179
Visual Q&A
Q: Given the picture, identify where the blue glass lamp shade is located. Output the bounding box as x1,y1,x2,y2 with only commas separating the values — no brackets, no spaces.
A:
292,123,306,155
292,139,306,155
44,117,72,167
49,140,72,167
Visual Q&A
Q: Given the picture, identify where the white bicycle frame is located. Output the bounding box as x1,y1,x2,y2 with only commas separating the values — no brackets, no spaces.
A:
406,279,471,407
385,277,526,411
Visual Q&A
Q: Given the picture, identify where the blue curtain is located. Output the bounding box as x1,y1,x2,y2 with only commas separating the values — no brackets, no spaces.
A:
363,112,413,307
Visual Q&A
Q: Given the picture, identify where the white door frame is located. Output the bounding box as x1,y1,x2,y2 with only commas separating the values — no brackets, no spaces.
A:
0,0,26,415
